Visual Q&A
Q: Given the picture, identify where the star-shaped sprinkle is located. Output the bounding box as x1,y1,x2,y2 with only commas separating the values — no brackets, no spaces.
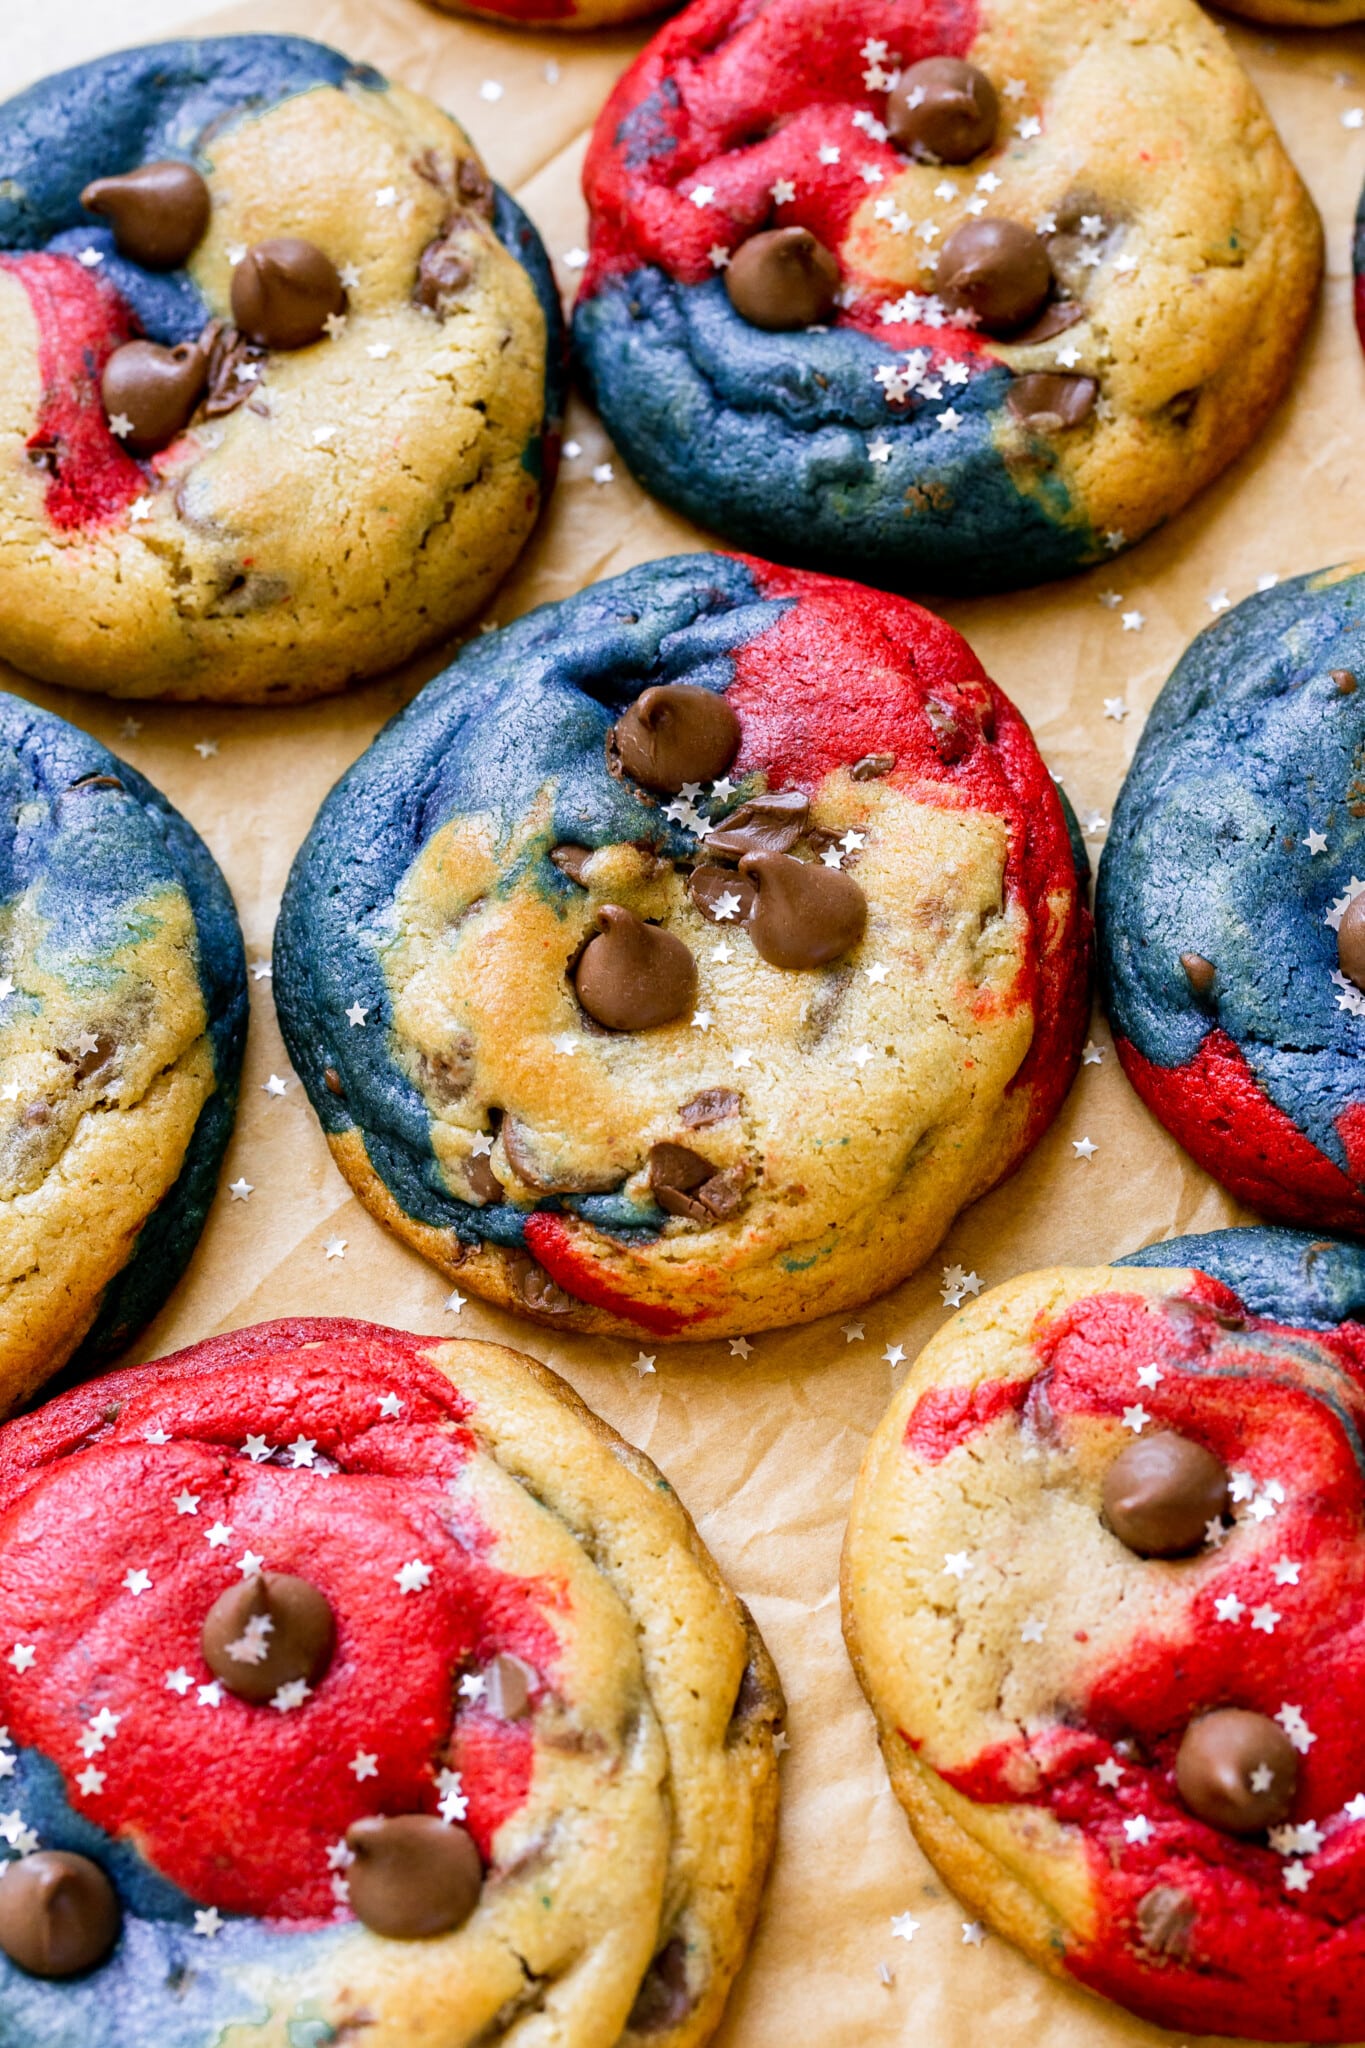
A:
1103,697,1128,721
145,1427,171,1445
592,463,615,486
732,1049,755,1069
819,143,842,165
1343,107,1364,130
289,1437,317,1469
1124,1815,1152,1845
864,962,889,985
366,341,393,360
129,495,154,524
1304,831,1328,857
551,1034,578,1055
263,1075,288,1097
1122,1405,1150,1434
1072,1136,1098,1160
884,1343,906,1367
374,186,397,208
1273,1558,1301,1585
1082,1041,1104,1064
174,1490,200,1516
242,1436,273,1463
1096,1759,1125,1788
689,185,716,209
272,1680,311,1713
350,1750,378,1781
1017,115,1042,139
708,244,731,270
770,179,796,206
323,311,347,341
197,1683,223,1708
937,407,963,434
480,79,503,102
238,1549,265,1579
820,847,845,870
194,1908,223,1937
1205,1517,1228,1548
890,1913,920,1942
228,1179,253,1201
842,1321,865,1342
1020,1617,1045,1643
395,1559,433,1594
1345,1794,1365,1822
1251,1765,1275,1794
1136,1364,1163,1390
1055,345,1082,370
108,412,134,439
1284,1862,1312,1892
1121,611,1145,633
327,1840,355,1871
459,1674,487,1704
1277,1704,1316,1754
346,1001,368,1028
165,1668,193,1696
730,1336,754,1358
1251,1605,1281,1634
123,1569,152,1596
632,1352,657,1377
250,961,271,981
962,1922,987,1946
849,1043,874,1068
943,1551,973,1579
194,739,218,760
206,1522,233,1549
323,1236,347,1260
446,1290,467,1314
76,1766,105,1796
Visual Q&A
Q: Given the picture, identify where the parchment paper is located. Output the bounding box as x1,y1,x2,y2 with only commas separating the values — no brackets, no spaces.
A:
4,4,1365,2041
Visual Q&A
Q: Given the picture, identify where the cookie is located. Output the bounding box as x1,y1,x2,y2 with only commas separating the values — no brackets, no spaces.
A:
572,0,1320,594
843,1225,1365,2041
273,551,1092,1341
1098,565,1365,1234
1219,0,1363,20
0,1315,782,2047
425,0,674,25
0,692,245,1410
0,36,564,703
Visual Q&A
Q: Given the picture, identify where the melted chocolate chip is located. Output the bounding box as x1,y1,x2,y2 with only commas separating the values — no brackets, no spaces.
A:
851,752,896,781
501,1116,620,1195
886,58,998,164
924,697,974,764
465,1152,503,1204
80,161,210,270
1006,372,1096,430
609,685,741,794
1010,299,1084,346
627,1936,697,2033
680,1087,741,1128
937,219,1052,336
415,228,473,314
549,844,594,884
0,1852,120,1978
485,1653,535,1720
1333,669,1358,696
725,227,840,331
102,337,208,454
230,238,346,350
1175,1710,1297,1835
742,853,867,970
344,1815,482,1940
1136,1885,1195,1960
704,792,809,859
457,155,495,217
1339,896,1365,992
648,1142,747,1221
514,1258,576,1317
1102,1432,1228,1558
324,1067,345,1097
202,323,267,417
688,865,757,925
1180,952,1217,999
574,906,697,1030
201,1572,335,1704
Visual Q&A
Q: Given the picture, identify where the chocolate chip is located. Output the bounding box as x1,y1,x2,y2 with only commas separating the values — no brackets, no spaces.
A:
324,1067,345,1096
414,229,473,314
851,752,896,780
1180,952,1217,998
574,905,696,1030
1333,669,1358,695
742,853,867,970
609,685,741,794
648,1142,746,1221
80,161,210,270
1340,896,1365,992
0,1852,120,1977
886,58,998,163
230,238,346,350
627,1937,697,2033
1136,1885,1195,1960
202,323,266,418
549,844,594,884
484,1653,535,1720
688,865,757,925
201,1572,335,1704
515,1258,576,1317
465,1152,503,1204
938,219,1053,335
101,337,209,454
1010,299,1084,345
1006,372,1096,430
456,155,495,217
704,792,809,859
725,227,840,331
501,1116,620,1195
1175,1710,1297,1836
1102,1432,1229,1558
679,1088,741,1128
925,697,974,764
344,1815,482,1940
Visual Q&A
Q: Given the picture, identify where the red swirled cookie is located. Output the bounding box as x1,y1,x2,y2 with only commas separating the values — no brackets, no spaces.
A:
843,1226,1365,2040
0,1318,782,2047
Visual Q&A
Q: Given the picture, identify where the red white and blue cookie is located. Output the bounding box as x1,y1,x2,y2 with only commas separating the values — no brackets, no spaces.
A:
571,0,1320,593
1099,564,1365,1234
0,36,563,701
844,1224,1365,2040
273,551,1091,1341
0,1316,782,2044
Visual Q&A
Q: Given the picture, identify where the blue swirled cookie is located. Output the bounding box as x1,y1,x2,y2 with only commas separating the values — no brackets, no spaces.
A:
843,1225,1365,2040
0,1317,782,2048
572,0,1320,594
1098,564,1365,1236
0,693,245,1407
0,36,563,702
273,551,1091,1342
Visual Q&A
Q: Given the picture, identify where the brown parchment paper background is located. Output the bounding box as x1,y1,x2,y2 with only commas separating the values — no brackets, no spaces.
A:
4,3,1365,2042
